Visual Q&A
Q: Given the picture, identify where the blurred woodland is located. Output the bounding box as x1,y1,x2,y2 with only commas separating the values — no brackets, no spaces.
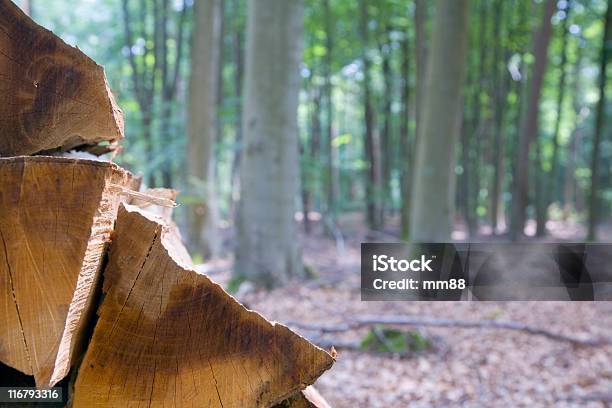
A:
19,0,612,285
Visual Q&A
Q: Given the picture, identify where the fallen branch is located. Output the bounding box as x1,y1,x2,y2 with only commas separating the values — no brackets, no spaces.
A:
286,315,610,347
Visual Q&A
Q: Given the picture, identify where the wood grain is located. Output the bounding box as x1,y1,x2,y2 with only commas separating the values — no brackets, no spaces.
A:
0,0,124,156
73,204,334,407
0,156,132,387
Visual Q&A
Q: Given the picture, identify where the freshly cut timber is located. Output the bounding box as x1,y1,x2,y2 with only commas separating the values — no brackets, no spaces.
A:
73,204,334,407
0,0,124,156
0,156,133,387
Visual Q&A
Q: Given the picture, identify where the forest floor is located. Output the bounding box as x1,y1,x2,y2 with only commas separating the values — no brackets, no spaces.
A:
200,214,612,408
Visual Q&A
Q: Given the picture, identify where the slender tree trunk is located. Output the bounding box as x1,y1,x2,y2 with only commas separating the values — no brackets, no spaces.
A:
235,0,304,286
510,0,556,239
490,0,507,234
537,2,571,237
535,135,546,235
587,0,612,240
410,0,469,241
323,0,337,222
121,0,156,187
360,0,382,230
379,28,393,219
303,85,322,234
564,45,584,217
468,1,488,236
142,113,155,187
187,0,222,258
230,0,244,214
547,2,572,220
400,21,412,240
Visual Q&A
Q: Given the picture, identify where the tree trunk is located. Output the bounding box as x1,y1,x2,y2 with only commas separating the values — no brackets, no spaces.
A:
379,26,393,218
467,0,488,236
303,84,322,234
413,0,426,145
360,0,382,230
536,3,572,237
409,0,469,241
546,2,572,223
187,0,222,259
510,0,556,239
490,0,508,234
400,20,412,240
235,0,304,286
323,0,337,222
587,0,612,240
564,45,584,217
230,0,244,214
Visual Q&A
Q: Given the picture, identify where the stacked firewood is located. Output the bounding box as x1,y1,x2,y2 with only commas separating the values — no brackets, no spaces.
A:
0,1,333,406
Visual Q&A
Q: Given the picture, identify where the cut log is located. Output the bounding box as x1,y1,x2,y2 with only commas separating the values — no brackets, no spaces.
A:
0,0,124,156
73,204,334,407
0,156,133,387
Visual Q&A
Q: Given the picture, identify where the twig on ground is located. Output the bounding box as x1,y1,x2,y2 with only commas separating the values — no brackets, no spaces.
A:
287,315,611,347
559,392,612,404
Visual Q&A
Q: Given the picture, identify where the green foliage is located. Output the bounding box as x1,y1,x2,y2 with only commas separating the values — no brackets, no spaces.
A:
226,275,247,294
360,325,431,354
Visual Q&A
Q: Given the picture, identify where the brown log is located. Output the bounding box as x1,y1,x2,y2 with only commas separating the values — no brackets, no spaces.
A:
0,0,124,156
0,156,133,387
73,204,334,407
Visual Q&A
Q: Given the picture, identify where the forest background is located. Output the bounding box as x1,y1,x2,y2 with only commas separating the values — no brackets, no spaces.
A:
18,0,612,283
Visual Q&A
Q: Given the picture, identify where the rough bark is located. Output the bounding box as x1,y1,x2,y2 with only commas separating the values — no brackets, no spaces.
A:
73,204,333,407
0,157,133,387
187,0,222,258
510,0,556,239
0,1,124,156
587,0,611,241
235,0,304,286
409,0,469,241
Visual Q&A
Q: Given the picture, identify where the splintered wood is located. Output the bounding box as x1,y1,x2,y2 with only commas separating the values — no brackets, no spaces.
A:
0,0,124,156
73,204,334,407
0,157,132,387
